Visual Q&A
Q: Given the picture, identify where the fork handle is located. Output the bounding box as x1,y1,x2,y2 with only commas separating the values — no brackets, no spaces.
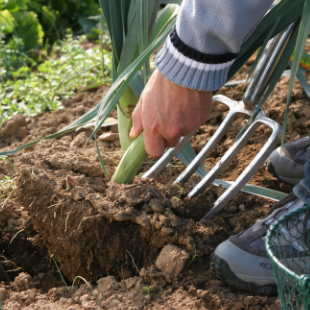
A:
243,22,297,110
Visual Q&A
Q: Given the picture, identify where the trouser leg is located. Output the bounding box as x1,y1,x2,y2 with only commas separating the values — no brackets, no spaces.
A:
293,129,310,204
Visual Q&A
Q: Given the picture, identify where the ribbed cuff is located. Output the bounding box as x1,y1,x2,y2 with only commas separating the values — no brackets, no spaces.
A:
156,26,237,92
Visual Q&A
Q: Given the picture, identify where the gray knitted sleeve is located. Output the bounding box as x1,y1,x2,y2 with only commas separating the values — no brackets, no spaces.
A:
156,0,274,91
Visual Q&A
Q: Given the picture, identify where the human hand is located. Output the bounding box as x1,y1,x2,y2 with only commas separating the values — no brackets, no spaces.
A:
129,69,213,157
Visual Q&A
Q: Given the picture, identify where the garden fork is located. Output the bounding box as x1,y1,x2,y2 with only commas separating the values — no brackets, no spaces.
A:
143,23,296,221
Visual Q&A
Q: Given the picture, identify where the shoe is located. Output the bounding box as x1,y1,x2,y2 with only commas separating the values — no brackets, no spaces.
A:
265,137,309,186
210,193,306,295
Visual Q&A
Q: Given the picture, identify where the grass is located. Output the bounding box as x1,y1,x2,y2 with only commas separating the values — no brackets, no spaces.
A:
1,156,17,173
49,251,102,309
72,276,102,309
189,244,199,266
0,31,112,126
48,251,71,294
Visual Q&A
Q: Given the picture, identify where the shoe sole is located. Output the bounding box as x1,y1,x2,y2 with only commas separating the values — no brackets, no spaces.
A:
210,253,277,296
264,159,302,186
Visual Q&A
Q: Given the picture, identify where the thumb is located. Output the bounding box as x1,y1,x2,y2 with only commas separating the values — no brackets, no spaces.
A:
130,100,143,138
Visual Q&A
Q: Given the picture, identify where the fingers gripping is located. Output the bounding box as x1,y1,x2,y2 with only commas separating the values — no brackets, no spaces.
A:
130,100,143,139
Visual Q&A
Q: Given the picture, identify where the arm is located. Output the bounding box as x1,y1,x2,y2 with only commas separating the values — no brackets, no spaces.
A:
130,0,274,157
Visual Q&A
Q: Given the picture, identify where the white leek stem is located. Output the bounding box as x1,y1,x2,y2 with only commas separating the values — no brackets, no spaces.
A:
112,133,147,184
118,86,137,152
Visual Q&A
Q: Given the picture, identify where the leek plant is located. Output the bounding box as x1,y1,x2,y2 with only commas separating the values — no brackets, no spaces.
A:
92,1,180,182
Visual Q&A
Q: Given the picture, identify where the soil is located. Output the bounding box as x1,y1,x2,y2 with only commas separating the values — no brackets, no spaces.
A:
1,60,310,309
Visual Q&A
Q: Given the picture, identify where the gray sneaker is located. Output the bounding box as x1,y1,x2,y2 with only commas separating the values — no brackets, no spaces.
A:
210,193,306,295
265,137,309,185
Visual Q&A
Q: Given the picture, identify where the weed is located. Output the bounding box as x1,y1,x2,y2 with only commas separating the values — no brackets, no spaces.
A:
178,187,185,199
72,276,102,309
0,32,112,125
0,175,17,197
173,187,184,201
189,244,199,266
0,35,35,82
49,251,102,309
48,251,71,295
143,285,153,295
1,156,17,173
0,175,15,187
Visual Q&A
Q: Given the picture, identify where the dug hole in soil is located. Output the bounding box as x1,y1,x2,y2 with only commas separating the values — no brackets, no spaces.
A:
1,64,310,309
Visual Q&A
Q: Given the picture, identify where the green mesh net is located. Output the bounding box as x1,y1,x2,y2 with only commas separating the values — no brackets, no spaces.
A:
266,205,310,310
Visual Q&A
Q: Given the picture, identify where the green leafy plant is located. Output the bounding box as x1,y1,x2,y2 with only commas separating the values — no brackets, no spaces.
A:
178,187,184,199
173,187,184,201
143,285,153,295
0,32,112,124
0,176,17,198
12,10,44,51
0,175,14,187
0,34,35,81
189,244,199,266
0,0,101,51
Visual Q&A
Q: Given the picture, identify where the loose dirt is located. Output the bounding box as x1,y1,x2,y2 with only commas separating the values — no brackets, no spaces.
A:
1,62,310,309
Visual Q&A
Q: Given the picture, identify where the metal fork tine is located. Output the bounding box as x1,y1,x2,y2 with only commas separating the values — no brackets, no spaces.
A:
187,109,263,198
199,113,282,220
142,128,197,179
175,95,251,184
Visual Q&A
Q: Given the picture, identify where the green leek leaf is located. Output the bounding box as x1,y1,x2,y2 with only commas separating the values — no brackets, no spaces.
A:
282,0,310,150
